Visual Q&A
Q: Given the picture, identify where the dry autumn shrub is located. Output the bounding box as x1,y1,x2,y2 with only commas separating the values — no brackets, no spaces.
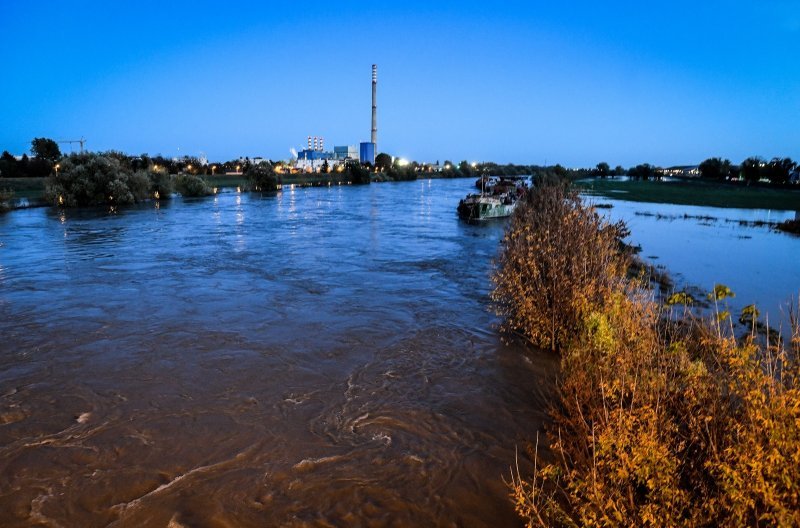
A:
500,183,800,527
491,181,629,351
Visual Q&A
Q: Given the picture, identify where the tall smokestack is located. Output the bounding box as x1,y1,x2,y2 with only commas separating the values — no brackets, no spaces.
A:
307,136,312,150
371,64,377,149
313,137,318,151
320,137,324,152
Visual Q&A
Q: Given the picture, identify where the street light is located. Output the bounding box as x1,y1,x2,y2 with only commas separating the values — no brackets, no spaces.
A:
54,163,60,176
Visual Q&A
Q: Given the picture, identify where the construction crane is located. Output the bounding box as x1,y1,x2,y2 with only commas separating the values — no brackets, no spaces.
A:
57,137,86,153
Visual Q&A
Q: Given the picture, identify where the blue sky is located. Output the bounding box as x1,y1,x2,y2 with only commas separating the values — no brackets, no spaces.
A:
1,1,798,166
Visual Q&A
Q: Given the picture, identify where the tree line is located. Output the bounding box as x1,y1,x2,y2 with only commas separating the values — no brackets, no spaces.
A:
590,157,798,184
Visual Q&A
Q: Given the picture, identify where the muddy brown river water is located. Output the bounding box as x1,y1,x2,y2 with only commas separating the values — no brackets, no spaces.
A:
0,179,556,527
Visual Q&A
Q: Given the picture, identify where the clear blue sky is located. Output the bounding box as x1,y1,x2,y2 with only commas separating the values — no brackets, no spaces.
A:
1,1,798,167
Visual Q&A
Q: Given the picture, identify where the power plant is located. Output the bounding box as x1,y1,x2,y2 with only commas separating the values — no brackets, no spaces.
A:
294,65,377,171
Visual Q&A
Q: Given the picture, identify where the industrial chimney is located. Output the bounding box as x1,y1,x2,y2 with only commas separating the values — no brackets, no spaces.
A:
371,64,377,150
307,136,312,150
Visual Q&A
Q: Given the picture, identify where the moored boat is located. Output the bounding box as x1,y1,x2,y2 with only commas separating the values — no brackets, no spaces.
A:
457,192,517,220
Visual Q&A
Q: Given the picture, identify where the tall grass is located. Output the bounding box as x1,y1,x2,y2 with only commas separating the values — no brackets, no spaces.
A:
495,181,800,527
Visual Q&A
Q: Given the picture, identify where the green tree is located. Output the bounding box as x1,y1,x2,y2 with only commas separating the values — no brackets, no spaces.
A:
740,157,764,183
628,163,656,180
30,138,61,163
699,157,732,180
763,157,796,185
0,151,20,178
244,163,278,192
595,162,610,177
375,152,392,171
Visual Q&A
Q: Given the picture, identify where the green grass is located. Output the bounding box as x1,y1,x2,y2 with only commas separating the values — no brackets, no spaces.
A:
577,177,800,211
0,177,47,201
202,174,247,189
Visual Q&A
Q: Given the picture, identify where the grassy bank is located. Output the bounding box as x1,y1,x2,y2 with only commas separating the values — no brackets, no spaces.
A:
0,177,47,201
577,177,800,211
495,182,800,526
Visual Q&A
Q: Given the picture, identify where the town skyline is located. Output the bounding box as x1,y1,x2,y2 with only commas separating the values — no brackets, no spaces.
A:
2,1,798,166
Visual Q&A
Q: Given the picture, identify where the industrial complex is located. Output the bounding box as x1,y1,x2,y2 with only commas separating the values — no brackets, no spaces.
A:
293,65,378,172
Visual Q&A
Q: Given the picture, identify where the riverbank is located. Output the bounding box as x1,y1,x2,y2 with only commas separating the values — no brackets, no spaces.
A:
496,182,800,527
577,176,800,211
0,171,473,211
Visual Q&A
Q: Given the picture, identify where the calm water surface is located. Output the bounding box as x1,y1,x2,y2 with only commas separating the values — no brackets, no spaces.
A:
0,179,556,527
590,197,800,325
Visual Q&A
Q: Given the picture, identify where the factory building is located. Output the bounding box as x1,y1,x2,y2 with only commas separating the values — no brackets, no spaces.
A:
294,136,361,172
293,65,378,171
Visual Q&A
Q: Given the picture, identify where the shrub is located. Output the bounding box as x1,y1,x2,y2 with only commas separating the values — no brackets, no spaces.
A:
174,173,212,197
44,152,151,207
501,183,800,527
244,163,278,192
344,162,371,185
492,181,629,351
147,167,173,199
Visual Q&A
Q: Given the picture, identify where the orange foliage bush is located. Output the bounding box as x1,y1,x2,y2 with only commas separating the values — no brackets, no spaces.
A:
491,181,628,351
498,183,800,527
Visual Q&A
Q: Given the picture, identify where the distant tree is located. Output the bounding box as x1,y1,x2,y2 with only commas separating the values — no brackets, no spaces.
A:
30,137,61,163
244,163,278,192
595,162,610,177
613,165,625,176
345,160,371,184
458,160,474,177
763,157,796,185
321,159,330,173
553,164,568,178
628,163,656,180
699,157,732,180
740,157,764,184
27,157,52,178
375,152,392,171
0,151,20,178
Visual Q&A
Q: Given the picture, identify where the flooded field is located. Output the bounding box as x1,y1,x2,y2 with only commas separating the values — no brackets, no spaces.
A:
590,196,799,325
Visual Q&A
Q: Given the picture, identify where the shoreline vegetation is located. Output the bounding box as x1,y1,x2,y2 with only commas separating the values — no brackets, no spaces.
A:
1,138,798,215
494,181,800,526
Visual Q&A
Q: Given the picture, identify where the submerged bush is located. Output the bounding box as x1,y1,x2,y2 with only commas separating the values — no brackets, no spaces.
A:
45,152,148,207
492,181,629,351
174,173,212,197
147,167,174,199
501,183,800,527
44,153,170,207
244,163,278,192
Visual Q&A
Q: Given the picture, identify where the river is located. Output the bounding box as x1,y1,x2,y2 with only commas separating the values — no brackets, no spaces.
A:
0,179,556,527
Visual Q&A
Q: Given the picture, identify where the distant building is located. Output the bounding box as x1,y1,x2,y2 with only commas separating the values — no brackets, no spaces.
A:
359,142,375,165
334,145,359,161
659,165,700,178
